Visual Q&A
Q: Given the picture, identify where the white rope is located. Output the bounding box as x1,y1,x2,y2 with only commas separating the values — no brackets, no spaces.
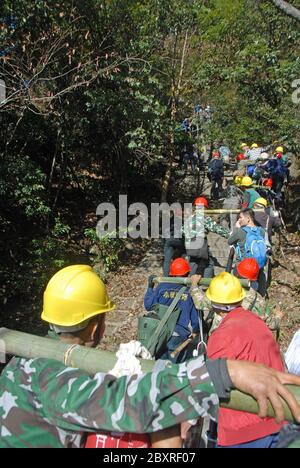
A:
63,344,80,366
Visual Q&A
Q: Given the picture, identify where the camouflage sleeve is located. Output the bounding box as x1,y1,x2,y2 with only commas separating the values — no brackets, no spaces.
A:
244,291,281,332
204,217,230,238
190,285,205,311
34,357,219,434
263,315,281,332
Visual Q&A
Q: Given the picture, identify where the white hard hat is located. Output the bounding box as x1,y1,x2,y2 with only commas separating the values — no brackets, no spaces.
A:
260,152,269,160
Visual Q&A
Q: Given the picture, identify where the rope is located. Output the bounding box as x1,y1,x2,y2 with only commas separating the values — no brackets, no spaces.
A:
63,344,80,366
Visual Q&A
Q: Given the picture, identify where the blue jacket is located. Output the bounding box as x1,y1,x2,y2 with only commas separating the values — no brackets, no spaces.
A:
144,283,200,340
264,159,287,177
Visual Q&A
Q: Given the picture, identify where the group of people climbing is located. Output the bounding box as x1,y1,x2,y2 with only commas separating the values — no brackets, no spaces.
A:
140,140,298,448
0,140,300,449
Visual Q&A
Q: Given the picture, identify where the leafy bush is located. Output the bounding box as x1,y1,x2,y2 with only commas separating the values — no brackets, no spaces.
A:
84,228,126,274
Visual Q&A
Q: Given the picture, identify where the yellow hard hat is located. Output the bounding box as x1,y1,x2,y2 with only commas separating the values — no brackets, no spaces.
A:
241,143,248,149
241,176,253,187
234,176,243,186
251,143,259,149
206,272,246,305
41,265,115,327
276,146,284,153
254,197,268,208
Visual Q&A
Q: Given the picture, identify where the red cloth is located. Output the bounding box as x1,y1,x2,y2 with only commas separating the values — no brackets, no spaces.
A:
85,432,151,449
207,307,285,447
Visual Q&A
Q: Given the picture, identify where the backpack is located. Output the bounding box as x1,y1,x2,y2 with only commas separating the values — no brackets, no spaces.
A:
208,159,224,180
137,287,186,358
239,226,268,269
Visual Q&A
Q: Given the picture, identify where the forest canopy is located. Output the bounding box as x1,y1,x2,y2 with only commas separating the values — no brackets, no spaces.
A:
0,0,299,308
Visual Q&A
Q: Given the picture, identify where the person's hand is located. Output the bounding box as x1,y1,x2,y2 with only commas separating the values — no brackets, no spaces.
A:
235,220,241,228
190,275,202,287
227,360,300,424
148,274,156,289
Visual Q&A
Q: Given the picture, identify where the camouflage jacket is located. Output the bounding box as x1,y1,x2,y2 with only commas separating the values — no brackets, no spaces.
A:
244,288,281,332
190,286,280,335
0,356,219,448
183,212,230,243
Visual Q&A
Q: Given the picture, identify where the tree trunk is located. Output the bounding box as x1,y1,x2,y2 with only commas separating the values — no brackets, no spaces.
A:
270,0,300,21
161,31,190,203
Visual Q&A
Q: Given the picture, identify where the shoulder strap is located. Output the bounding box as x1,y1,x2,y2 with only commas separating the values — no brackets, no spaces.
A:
147,287,186,355
249,291,259,311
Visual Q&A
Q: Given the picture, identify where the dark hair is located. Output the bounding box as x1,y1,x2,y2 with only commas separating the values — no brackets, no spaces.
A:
239,208,255,223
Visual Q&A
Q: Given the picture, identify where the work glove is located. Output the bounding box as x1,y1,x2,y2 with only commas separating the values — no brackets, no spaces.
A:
148,274,156,289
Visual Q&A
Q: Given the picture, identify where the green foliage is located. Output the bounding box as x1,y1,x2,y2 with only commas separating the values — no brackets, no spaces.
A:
84,228,125,274
0,0,300,312
0,155,50,218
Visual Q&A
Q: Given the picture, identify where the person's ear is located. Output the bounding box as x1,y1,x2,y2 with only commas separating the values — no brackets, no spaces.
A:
90,316,105,341
90,320,99,341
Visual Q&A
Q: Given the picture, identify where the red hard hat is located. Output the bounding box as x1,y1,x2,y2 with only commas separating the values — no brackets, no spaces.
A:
193,197,209,208
169,258,191,277
263,178,273,188
236,153,246,162
237,258,260,281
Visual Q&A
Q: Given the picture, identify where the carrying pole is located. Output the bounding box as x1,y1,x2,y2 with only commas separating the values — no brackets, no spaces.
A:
153,276,250,289
0,328,300,422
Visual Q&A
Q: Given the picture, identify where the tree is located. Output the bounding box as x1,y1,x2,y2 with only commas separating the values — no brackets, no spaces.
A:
270,0,300,22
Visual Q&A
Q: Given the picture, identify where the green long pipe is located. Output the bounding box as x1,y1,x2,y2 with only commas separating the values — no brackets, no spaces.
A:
1,328,299,422
154,276,251,289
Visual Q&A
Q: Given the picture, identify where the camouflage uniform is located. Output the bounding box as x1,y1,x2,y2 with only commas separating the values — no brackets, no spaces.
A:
190,286,280,336
183,212,230,242
0,355,224,448
244,288,281,333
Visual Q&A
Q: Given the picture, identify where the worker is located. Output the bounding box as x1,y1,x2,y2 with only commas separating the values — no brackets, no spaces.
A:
3,266,300,448
206,272,288,448
227,208,268,297
144,258,199,362
183,197,230,277
189,265,281,340
208,151,224,200
240,143,250,158
240,177,261,209
248,144,269,162
253,198,282,244
262,154,288,195
275,146,291,184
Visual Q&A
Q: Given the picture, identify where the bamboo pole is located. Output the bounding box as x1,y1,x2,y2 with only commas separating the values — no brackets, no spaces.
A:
223,386,300,423
153,276,251,289
0,328,154,374
202,209,264,215
0,328,299,423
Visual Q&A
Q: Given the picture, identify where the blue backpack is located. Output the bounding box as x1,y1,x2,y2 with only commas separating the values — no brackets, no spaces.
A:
238,227,268,269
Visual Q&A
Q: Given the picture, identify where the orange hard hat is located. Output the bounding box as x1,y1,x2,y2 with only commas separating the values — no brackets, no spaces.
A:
236,153,246,162
193,197,209,209
263,178,273,188
237,258,260,282
169,258,191,277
